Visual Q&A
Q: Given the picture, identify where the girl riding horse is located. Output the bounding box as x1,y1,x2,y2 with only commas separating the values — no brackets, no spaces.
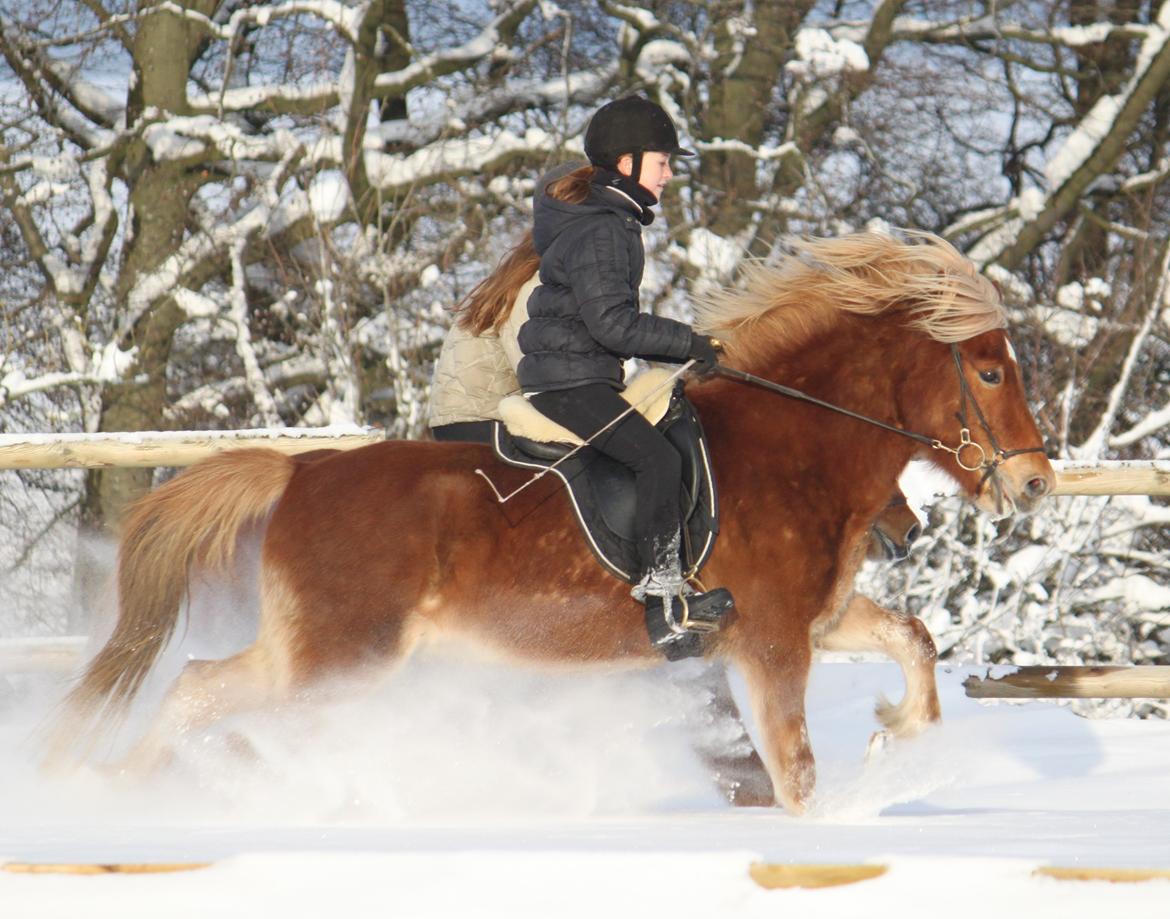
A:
49,231,1055,812
437,97,733,660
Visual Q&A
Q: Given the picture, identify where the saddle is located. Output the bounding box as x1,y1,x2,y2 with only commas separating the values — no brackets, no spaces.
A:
491,372,720,584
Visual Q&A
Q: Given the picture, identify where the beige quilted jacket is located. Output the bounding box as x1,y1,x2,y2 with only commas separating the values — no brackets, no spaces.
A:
427,274,536,427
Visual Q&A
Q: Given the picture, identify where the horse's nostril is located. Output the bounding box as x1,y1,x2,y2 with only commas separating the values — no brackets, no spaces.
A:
906,525,921,545
1025,475,1050,498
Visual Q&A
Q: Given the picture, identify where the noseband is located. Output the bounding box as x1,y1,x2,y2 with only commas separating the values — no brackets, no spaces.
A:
712,344,1046,490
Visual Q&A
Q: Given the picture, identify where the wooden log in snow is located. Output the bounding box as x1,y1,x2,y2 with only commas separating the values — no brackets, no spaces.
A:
2,862,212,875
963,666,1170,699
1034,866,1170,883
0,428,383,469
749,863,888,889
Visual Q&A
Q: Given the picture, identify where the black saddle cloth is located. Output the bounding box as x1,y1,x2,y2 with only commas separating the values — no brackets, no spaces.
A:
492,384,719,584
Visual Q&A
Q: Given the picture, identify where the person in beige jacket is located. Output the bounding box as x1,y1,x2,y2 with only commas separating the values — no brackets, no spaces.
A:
428,272,537,442
428,164,581,443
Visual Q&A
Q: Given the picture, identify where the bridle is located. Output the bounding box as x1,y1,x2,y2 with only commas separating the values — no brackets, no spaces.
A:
945,345,1048,488
712,343,1047,491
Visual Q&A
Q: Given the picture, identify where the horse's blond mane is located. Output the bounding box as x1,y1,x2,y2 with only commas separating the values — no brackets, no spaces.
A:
693,230,1005,368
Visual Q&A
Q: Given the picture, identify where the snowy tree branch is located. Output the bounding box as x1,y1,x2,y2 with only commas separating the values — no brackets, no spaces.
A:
0,22,111,150
370,0,538,97
185,0,539,118
600,0,694,59
76,0,133,51
1077,240,1170,458
885,15,1153,49
0,369,105,409
228,237,282,426
165,354,329,423
149,0,363,45
788,0,906,163
975,2,1170,269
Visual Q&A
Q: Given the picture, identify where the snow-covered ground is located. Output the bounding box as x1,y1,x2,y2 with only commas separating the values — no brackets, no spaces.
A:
1,650,1168,918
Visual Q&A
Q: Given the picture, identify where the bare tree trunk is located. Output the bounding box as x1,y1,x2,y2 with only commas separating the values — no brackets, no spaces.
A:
82,2,218,535
344,0,397,225
74,2,221,628
697,0,810,241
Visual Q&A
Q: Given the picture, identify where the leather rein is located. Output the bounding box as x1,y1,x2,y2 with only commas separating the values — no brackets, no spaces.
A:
712,344,1047,486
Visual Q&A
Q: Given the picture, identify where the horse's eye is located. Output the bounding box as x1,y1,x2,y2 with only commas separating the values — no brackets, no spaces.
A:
979,368,1002,385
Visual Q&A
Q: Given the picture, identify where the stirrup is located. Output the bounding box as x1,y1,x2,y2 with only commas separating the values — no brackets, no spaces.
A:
666,592,727,633
644,588,735,661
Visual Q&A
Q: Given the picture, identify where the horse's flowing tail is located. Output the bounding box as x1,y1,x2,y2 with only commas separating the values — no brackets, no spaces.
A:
49,448,295,760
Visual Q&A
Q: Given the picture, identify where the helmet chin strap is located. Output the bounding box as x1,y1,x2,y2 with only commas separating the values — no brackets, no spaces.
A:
592,156,659,224
629,150,644,187
626,151,660,204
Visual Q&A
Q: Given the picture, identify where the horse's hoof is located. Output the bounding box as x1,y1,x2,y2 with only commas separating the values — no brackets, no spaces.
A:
223,730,262,764
864,730,892,762
728,787,776,808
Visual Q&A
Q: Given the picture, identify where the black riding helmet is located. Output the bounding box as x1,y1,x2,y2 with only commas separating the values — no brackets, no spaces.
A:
584,96,695,169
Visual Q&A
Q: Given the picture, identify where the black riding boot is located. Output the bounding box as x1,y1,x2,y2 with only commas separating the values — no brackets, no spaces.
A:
634,532,735,661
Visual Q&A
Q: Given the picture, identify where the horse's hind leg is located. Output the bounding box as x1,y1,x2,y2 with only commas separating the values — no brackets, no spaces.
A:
818,594,940,738
678,664,774,807
117,645,276,774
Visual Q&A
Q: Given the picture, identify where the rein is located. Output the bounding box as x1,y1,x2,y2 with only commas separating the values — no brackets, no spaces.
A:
712,344,1046,482
478,343,1046,505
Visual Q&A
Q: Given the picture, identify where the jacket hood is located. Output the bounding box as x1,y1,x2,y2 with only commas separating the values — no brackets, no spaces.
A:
532,163,641,254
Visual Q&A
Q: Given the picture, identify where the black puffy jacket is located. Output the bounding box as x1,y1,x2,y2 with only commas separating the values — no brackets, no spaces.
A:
516,169,694,393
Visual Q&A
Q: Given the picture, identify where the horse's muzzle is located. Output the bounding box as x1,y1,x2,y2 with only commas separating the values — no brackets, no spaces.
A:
982,461,1055,517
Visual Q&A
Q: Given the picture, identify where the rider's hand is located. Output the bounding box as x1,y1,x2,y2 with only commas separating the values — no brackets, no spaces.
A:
688,333,721,376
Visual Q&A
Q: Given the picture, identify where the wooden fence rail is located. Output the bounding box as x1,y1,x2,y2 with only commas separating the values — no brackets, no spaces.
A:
1050,460,1170,496
1,436,1167,698
963,666,1170,700
0,427,382,469
0,432,1168,495
0,637,87,674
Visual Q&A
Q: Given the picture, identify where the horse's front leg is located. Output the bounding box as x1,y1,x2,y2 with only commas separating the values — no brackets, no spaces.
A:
735,646,815,813
818,594,941,738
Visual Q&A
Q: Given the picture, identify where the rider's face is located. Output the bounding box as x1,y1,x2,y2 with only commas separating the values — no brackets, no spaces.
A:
616,152,673,199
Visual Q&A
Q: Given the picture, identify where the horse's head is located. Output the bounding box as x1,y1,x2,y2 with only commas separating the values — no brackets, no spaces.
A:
695,229,1055,519
868,491,922,562
908,328,1054,517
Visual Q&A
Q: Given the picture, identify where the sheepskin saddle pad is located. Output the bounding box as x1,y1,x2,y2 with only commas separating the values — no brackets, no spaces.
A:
492,371,720,584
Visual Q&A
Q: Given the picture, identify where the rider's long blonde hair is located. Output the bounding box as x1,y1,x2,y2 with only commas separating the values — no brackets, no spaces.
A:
456,166,597,335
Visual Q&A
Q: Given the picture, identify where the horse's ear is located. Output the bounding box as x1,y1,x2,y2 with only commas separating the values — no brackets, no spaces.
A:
988,275,1005,303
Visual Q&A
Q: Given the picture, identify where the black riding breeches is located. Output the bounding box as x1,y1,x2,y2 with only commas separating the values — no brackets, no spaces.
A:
529,383,682,573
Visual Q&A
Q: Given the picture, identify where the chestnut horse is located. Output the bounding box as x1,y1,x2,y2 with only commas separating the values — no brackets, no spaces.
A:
52,231,1053,812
